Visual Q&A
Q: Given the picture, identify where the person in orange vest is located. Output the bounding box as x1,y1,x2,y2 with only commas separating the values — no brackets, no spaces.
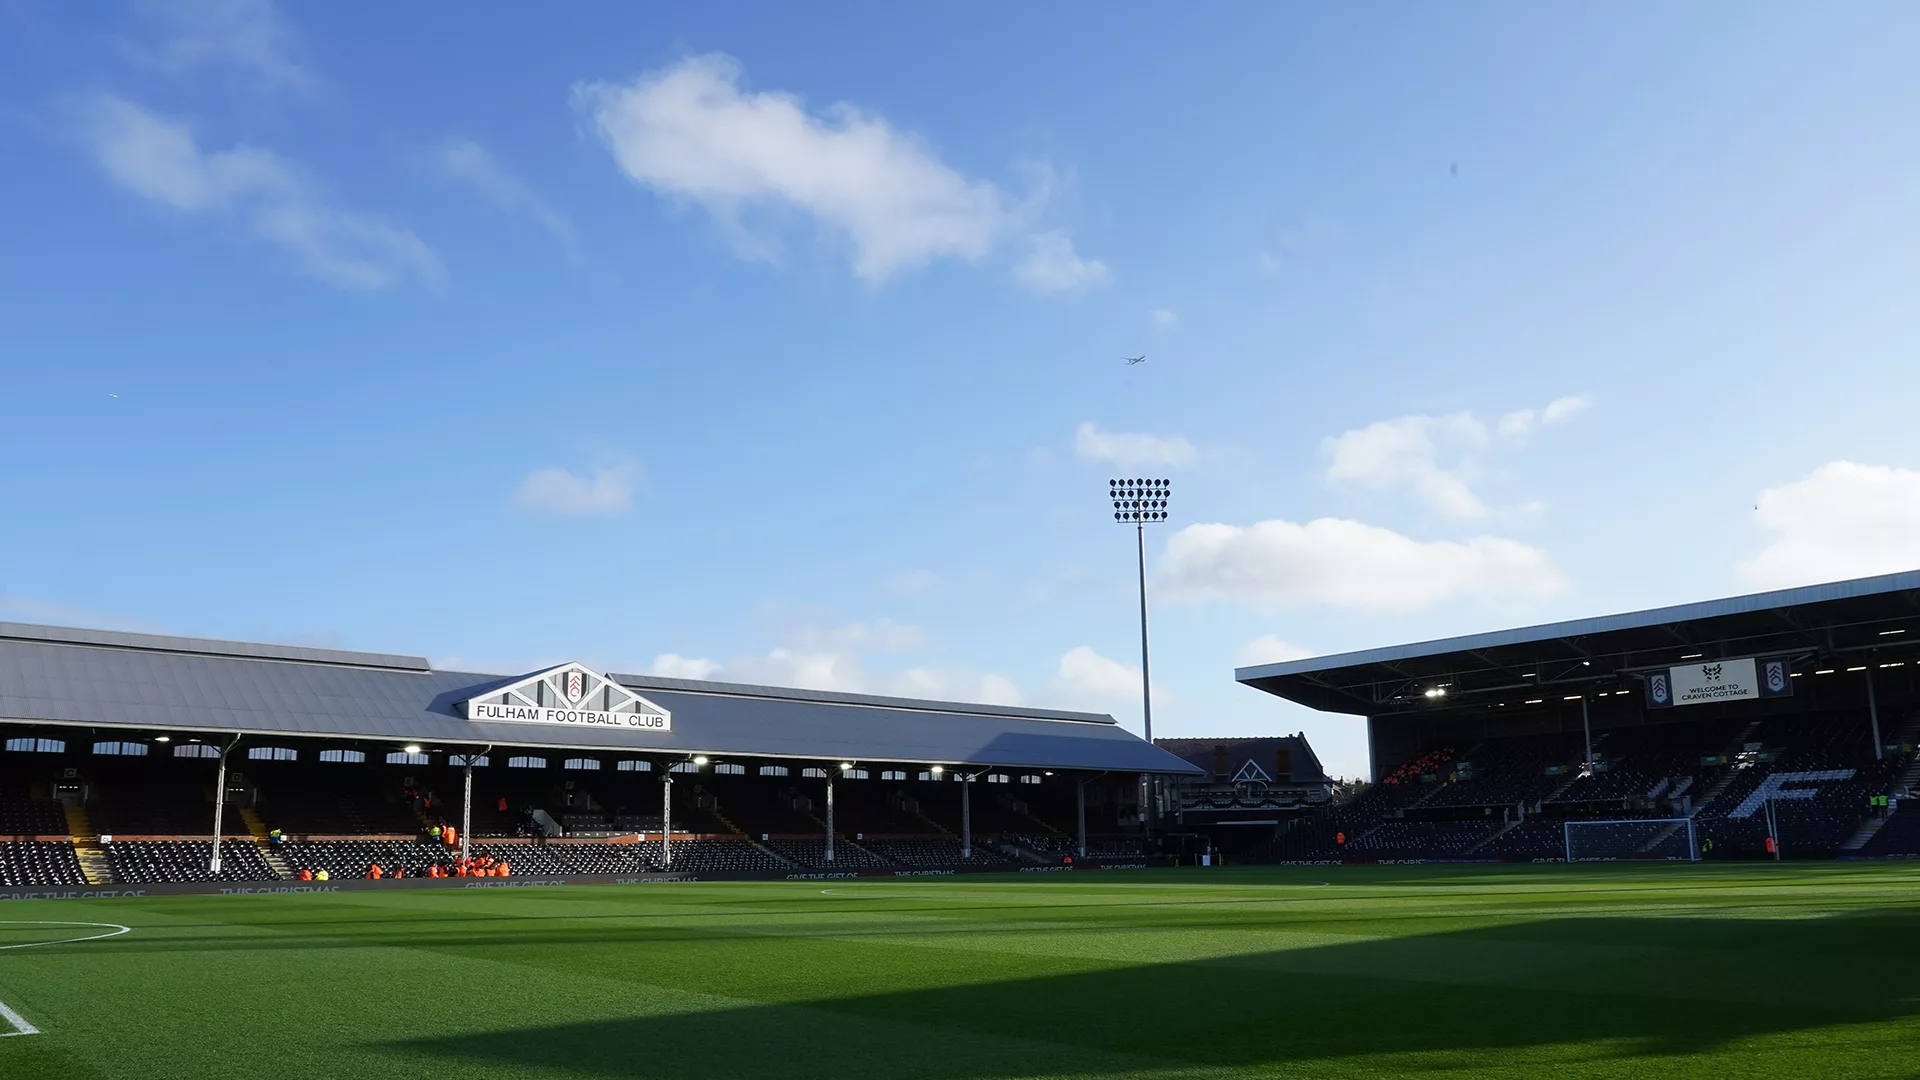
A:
1336,831,1346,846
297,867,313,882
496,861,509,877
443,825,458,847
367,863,383,880
1764,836,1777,855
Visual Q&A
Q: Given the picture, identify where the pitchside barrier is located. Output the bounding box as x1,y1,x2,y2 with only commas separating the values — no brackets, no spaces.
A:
0,857,1170,901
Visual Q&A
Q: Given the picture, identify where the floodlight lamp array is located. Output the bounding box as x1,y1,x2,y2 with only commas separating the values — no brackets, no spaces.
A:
1110,478,1171,523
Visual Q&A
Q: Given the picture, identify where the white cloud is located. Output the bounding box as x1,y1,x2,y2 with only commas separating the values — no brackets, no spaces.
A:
1150,308,1177,328
1048,645,1171,712
574,53,1100,287
648,653,723,681
1740,462,1920,589
434,137,576,249
128,0,314,92
1158,517,1567,614
78,96,439,289
1496,395,1591,439
1324,413,1490,518
1074,422,1197,469
1324,397,1589,517
514,463,639,516
1236,635,1314,668
1014,230,1108,292
650,619,1020,705
1053,645,1144,701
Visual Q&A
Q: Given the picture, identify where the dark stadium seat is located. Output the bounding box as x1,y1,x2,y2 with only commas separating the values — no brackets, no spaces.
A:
0,841,87,886
105,840,279,884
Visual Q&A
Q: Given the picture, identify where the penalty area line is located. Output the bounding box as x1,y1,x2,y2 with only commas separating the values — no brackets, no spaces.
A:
0,999,39,1037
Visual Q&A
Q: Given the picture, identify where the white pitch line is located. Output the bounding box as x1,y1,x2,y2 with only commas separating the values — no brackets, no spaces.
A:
0,1000,39,1037
0,921,132,952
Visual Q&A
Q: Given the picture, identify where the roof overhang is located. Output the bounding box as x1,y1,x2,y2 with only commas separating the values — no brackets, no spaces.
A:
1236,569,1920,717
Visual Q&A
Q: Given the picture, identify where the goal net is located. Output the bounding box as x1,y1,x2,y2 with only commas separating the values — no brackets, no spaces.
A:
1562,818,1698,862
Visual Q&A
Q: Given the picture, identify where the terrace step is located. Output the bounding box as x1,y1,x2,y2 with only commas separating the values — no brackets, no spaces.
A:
61,803,117,885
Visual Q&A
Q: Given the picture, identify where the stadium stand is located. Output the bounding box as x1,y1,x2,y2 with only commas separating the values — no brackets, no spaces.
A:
0,796,67,835
106,840,280,884
0,841,86,886
760,837,897,870
860,837,1016,867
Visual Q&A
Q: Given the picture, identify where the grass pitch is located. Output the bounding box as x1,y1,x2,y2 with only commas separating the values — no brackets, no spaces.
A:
1,863,1916,1079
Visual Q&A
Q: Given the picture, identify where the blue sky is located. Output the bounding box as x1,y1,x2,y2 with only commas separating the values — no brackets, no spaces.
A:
4,2,1920,778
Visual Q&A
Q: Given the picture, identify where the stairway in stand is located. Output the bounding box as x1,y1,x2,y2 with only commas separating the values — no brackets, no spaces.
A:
713,801,795,868
1841,711,1920,852
239,807,294,880
61,802,116,885
806,810,895,866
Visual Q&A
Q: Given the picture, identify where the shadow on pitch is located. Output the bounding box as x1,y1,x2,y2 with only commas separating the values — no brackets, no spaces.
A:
381,908,1920,1078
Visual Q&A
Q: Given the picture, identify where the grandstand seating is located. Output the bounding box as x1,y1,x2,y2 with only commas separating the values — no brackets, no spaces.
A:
1012,834,1143,860
106,840,279,884
761,837,896,870
0,796,67,835
1857,804,1920,857
1343,819,1501,860
1255,709,1908,863
860,837,1016,867
0,841,86,886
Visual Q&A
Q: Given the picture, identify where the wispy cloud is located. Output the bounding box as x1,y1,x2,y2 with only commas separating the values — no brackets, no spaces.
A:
1159,517,1567,615
1323,396,1590,518
434,137,576,251
648,618,1021,705
514,462,640,516
126,0,315,93
77,95,439,289
573,53,1102,290
1074,422,1197,469
1150,308,1177,328
1014,230,1108,292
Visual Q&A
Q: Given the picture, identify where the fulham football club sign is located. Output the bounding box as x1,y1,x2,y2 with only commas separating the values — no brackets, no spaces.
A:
461,663,671,732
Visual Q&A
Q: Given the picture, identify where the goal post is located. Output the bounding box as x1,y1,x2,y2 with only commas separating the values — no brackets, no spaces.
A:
1562,818,1699,863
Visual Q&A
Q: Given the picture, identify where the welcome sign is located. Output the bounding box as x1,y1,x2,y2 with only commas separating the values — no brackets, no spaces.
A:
1648,656,1792,709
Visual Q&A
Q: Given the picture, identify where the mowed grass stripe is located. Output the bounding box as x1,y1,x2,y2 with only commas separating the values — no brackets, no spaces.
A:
0,863,1915,1079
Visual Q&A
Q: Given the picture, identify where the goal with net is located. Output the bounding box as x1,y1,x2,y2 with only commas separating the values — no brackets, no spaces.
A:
1562,818,1699,862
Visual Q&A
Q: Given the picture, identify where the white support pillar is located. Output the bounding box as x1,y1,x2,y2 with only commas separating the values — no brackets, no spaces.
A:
1866,666,1884,761
662,771,673,867
825,774,836,863
961,774,972,859
1581,696,1593,771
209,740,234,874
1076,779,1088,858
461,760,474,866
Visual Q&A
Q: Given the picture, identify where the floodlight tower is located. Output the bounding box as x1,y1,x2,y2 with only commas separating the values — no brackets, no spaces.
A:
1109,478,1170,824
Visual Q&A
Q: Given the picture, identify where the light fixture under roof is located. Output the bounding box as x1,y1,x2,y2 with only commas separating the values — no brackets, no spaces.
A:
404,744,422,754
692,755,708,766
